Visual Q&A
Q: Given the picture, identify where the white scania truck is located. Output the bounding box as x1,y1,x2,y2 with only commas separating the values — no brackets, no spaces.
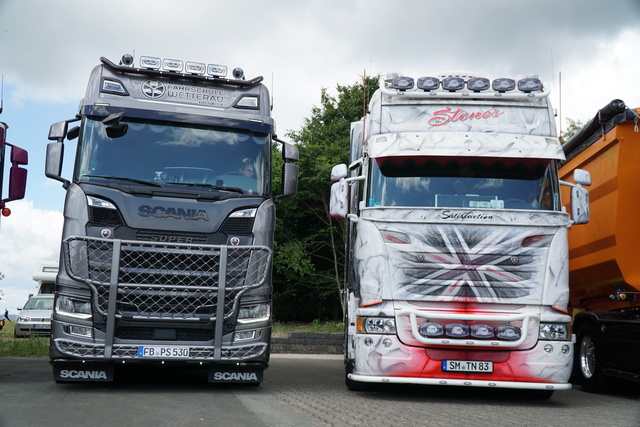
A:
330,72,590,397
46,54,298,383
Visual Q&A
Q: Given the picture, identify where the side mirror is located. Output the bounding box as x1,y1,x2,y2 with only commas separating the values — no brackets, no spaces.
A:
0,144,28,209
561,168,591,225
573,169,591,186
283,142,299,162
329,178,349,218
45,142,69,188
570,185,590,224
275,140,299,201
48,121,68,142
331,164,347,181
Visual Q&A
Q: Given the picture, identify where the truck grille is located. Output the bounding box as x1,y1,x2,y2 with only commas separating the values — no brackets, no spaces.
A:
63,236,271,321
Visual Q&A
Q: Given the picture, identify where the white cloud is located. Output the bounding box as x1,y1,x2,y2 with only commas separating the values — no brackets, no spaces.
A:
0,199,62,313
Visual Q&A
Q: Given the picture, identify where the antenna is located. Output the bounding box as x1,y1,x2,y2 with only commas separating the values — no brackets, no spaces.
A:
271,72,274,111
362,70,367,146
0,75,4,114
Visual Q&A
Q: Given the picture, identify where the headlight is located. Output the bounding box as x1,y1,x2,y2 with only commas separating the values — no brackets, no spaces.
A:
539,323,569,340
360,317,396,334
18,316,30,322
237,303,270,324
55,296,92,320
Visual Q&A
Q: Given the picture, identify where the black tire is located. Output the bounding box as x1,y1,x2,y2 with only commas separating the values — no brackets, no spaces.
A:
345,360,374,392
575,324,609,393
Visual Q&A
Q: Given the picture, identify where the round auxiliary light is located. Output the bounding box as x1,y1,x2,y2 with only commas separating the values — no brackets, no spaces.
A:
1,208,11,217
233,68,245,79
442,77,465,92
518,78,542,93
120,54,134,66
417,77,440,91
391,76,414,91
467,77,490,92
492,78,515,92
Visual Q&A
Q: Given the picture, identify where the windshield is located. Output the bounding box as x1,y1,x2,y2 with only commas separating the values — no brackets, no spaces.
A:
75,117,271,195
23,297,54,310
367,156,560,210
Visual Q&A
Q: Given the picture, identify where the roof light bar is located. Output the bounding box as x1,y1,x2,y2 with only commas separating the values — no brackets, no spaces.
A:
467,77,490,92
391,76,414,91
139,56,161,70
417,77,440,91
207,64,228,77
442,77,465,92
162,58,183,73
518,77,542,93
185,61,206,75
492,78,515,92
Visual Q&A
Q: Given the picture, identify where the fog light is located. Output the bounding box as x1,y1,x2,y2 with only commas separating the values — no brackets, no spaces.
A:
496,325,521,340
382,338,393,348
234,330,256,341
471,324,495,339
364,337,374,346
445,323,469,338
561,344,571,355
419,322,444,338
69,325,92,338
544,344,554,354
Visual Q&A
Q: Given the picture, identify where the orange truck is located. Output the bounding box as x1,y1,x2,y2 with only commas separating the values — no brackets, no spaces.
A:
560,99,640,392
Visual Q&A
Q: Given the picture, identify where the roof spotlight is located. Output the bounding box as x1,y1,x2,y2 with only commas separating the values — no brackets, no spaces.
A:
492,78,515,92
417,77,440,91
120,54,134,66
518,78,542,93
391,76,414,91
442,77,465,92
467,77,490,92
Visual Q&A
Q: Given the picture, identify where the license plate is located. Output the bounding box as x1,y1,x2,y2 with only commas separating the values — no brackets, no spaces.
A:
137,346,190,358
442,360,493,373
33,324,49,329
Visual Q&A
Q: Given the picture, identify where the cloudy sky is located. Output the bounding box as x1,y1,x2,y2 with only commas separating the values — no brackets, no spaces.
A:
0,0,639,312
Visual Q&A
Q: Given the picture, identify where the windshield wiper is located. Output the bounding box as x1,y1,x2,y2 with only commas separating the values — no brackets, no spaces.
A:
167,182,245,194
82,174,163,187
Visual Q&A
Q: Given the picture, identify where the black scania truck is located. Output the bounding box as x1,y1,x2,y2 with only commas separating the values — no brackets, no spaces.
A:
46,54,298,383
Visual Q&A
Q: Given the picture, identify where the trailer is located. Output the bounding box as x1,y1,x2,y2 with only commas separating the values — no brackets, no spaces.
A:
560,99,640,392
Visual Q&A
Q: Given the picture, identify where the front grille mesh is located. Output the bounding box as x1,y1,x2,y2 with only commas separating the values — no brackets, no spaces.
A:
55,339,267,361
63,236,271,321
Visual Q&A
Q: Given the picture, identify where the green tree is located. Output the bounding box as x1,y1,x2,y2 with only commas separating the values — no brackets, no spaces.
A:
560,118,585,143
272,75,379,321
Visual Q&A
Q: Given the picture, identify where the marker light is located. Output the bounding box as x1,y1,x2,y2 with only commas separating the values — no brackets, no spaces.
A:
417,77,440,91
207,64,228,77
518,78,542,92
162,58,184,72
101,78,128,96
391,76,414,91
236,96,259,109
1,208,10,217
185,61,206,75
139,56,161,70
492,78,515,92
467,77,490,92
442,77,465,91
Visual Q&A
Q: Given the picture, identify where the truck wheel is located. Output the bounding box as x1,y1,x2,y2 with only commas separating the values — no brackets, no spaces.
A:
345,360,373,392
575,324,608,393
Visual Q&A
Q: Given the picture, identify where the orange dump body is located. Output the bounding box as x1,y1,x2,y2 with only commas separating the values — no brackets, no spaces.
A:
560,107,640,312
